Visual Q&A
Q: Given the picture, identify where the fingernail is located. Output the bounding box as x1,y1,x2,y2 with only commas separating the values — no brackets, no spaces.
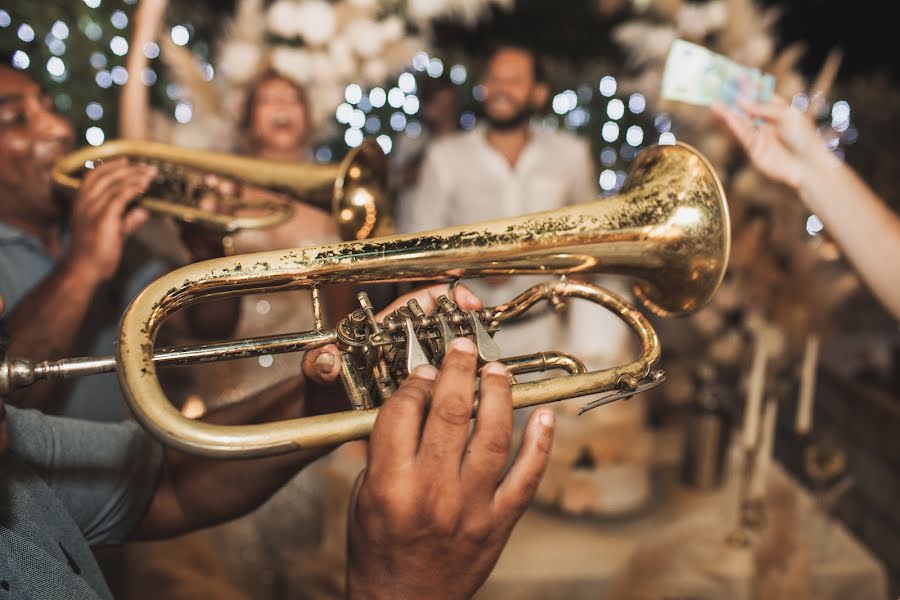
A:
412,365,438,380
316,353,335,373
484,361,507,376
538,410,555,428
449,337,476,354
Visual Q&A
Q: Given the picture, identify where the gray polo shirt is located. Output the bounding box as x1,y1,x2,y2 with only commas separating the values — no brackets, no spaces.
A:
0,222,166,421
0,405,164,599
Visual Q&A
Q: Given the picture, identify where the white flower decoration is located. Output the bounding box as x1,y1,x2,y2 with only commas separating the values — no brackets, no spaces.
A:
219,40,263,84
344,19,385,59
295,0,338,48
380,15,406,43
270,46,313,83
267,0,303,39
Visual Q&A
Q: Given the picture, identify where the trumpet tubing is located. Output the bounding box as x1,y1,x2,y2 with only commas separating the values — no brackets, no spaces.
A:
107,142,729,458
52,139,388,239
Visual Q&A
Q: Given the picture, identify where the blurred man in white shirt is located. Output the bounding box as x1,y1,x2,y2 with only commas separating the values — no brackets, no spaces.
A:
397,44,631,371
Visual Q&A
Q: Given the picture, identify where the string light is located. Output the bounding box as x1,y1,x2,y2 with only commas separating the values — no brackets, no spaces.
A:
398,72,416,94
365,116,381,133
335,103,353,124
143,41,160,59
806,214,824,235
111,65,128,85
628,93,645,114
601,121,619,142
141,67,157,85
389,112,407,131
344,128,363,147
0,10,10,28
427,58,444,78
659,132,676,145
12,50,30,70
83,0,102,8
174,101,193,123
17,23,35,42
599,75,617,97
109,36,128,56
402,95,420,116
369,87,386,108
376,135,393,154
85,126,105,146
110,10,128,30
345,84,363,105
46,57,66,78
171,25,190,46
412,52,429,71
90,52,107,69
85,102,104,121
84,21,102,41
95,70,112,88
449,64,467,85
51,20,69,39
387,87,404,109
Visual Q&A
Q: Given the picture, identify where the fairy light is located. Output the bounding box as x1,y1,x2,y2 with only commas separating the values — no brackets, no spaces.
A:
387,87,405,108
654,114,672,133
365,116,381,133
406,121,422,138
369,87,386,108
376,135,392,154
602,122,619,142
85,126,105,146
110,66,128,85
110,10,128,30
565,107,588,128
335,103,353,124
626,125,644,146
427,58,444,78
314,147,332,162
344,128,363,148
402,95,420,115
390,112,407,131
349,109,366,129
412,52,429,71
141,67,157,86
460,111,476,130
174,101,193,123
398,72,416,94
450,64,467,85
47,36,66,56
607,98,625,120
599,169,617,191
806,214,824,235
599,75,617,97
86,102,104,121
600,147,617,166
628,93,646,114
83,0,102,8
345,83,363,104
0,10,10,28
659,132,676,145
12,50,30,70
51,20,69,39
17,24,35,42
95,70,112,88
46,57,66,78
110,36,128,56
84,21,102,41
144,41,160,59
90,52,107,69
171,25,190,46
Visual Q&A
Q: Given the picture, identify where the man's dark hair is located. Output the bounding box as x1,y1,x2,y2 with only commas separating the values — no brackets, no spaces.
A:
483,43,548,84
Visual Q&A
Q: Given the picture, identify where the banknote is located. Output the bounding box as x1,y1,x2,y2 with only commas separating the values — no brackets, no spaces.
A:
661,39,775,107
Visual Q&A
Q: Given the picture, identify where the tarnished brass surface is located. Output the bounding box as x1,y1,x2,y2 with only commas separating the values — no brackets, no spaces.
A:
52,138,388,239
108,142,730,458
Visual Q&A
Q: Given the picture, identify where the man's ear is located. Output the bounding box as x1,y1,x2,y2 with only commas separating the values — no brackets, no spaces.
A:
531,82,549,110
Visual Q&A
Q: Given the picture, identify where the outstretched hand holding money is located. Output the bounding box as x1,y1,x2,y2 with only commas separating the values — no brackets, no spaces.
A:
711,96,831,192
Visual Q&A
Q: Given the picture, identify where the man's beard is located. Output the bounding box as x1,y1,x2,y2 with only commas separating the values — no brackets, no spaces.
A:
484,104,533,131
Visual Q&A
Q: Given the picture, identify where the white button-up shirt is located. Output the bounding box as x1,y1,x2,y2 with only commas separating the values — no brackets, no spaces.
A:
397,125,633,370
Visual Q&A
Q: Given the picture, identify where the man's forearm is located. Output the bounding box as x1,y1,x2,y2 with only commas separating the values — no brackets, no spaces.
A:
798,152,900,320
6,260,101,411
134,377,330,540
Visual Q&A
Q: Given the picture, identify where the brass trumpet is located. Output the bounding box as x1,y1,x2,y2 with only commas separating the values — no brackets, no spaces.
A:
5,143,730,459
52,138,389,240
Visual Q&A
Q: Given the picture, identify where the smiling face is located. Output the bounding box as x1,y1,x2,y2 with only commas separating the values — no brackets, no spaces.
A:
481,48,548,131
0,66,74,222
248,76,310,154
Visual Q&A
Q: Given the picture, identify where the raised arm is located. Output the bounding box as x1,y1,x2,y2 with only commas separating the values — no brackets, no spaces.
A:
120,0,169,140
713,97,900,320
4,161,156,411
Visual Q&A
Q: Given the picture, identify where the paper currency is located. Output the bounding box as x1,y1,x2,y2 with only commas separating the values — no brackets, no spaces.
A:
661,39,775,107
